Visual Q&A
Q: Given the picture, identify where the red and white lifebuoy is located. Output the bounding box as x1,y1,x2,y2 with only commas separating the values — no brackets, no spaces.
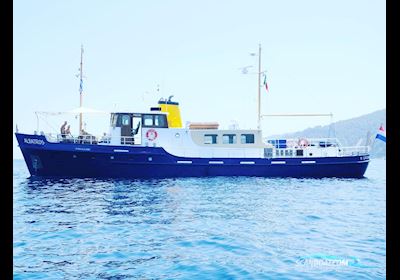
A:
298,138,309,148
145,129,158,141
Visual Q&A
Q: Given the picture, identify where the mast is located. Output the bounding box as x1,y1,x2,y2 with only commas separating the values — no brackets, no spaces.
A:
257,44,261,130
79,45,84,134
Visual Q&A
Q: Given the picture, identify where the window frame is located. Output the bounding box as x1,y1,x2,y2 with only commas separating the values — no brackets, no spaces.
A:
222,134,237,144
240,134,255,144
154,114,167,127
142,114,168,128
204,134,218,144
143,115,154,127
121,115,131,126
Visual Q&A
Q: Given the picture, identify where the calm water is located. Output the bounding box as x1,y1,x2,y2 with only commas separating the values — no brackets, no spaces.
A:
13,159,386,279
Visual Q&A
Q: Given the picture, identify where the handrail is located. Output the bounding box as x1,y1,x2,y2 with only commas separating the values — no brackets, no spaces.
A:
339,146,369,156
267,137,340,142
42,133,370,156
45,134,141,146
266,137,342,148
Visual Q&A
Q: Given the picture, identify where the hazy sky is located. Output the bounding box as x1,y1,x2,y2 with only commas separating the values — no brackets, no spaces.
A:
13,0,385,158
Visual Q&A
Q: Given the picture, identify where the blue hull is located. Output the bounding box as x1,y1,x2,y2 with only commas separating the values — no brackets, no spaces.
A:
16,133,369,179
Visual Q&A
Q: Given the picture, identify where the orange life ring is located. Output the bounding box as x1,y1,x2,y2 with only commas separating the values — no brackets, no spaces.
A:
146,129,158,141
298,138,309,148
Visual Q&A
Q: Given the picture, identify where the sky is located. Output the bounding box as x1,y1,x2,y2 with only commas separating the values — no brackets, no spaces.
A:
13,0,385,159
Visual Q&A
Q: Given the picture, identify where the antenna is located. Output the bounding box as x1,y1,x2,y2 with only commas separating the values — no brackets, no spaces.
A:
77,44,84,134
257,43,261,130
241,44,264,130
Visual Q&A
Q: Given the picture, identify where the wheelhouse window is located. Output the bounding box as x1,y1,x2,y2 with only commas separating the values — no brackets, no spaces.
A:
121,115,130,126
204,134,218,144
112,113,133,127
241,134,255,144
222,134,236,144
143,115,153,126
142,114,168,128
154,115,167,127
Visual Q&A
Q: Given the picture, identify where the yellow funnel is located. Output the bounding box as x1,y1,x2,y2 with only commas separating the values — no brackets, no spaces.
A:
158,99,182,128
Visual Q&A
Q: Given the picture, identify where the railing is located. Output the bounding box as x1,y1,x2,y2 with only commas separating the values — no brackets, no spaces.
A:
266,138,342,148
339,146,369,156
265,137,370,158
42,133,370,156
45,134,141,146
99,136,141,145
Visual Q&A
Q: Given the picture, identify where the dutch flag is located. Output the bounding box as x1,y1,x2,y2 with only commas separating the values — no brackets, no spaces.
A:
375,125,386,143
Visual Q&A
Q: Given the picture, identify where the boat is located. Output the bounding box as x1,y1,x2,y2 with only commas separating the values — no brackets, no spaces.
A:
15,46,370,179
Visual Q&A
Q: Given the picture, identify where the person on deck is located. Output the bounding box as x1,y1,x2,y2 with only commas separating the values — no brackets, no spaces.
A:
60,121,67,139
65,125,71,136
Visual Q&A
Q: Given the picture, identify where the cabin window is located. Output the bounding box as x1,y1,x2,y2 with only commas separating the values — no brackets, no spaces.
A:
121,115,130,126
204,134,218,144
223,134,236,144
143,115,153,126
142,114,168,128
114,114,134,127
241,134,255,144
154,115,167,127
296,150,304,156
275,150,280,157
280,150,284,156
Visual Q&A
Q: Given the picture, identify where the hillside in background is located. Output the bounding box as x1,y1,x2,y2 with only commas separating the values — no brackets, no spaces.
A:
266,109,386,158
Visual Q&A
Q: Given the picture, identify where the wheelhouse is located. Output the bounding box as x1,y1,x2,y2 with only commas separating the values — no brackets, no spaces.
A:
108,112,168,145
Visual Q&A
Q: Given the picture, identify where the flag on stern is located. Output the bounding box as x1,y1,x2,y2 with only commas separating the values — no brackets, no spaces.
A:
375,125,386,143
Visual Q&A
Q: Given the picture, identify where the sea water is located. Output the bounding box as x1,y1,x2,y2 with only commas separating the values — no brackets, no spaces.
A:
13,159,386,279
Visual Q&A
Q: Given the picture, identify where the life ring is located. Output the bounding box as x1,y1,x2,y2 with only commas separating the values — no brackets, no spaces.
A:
298,138,309,148
146,129,158,141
